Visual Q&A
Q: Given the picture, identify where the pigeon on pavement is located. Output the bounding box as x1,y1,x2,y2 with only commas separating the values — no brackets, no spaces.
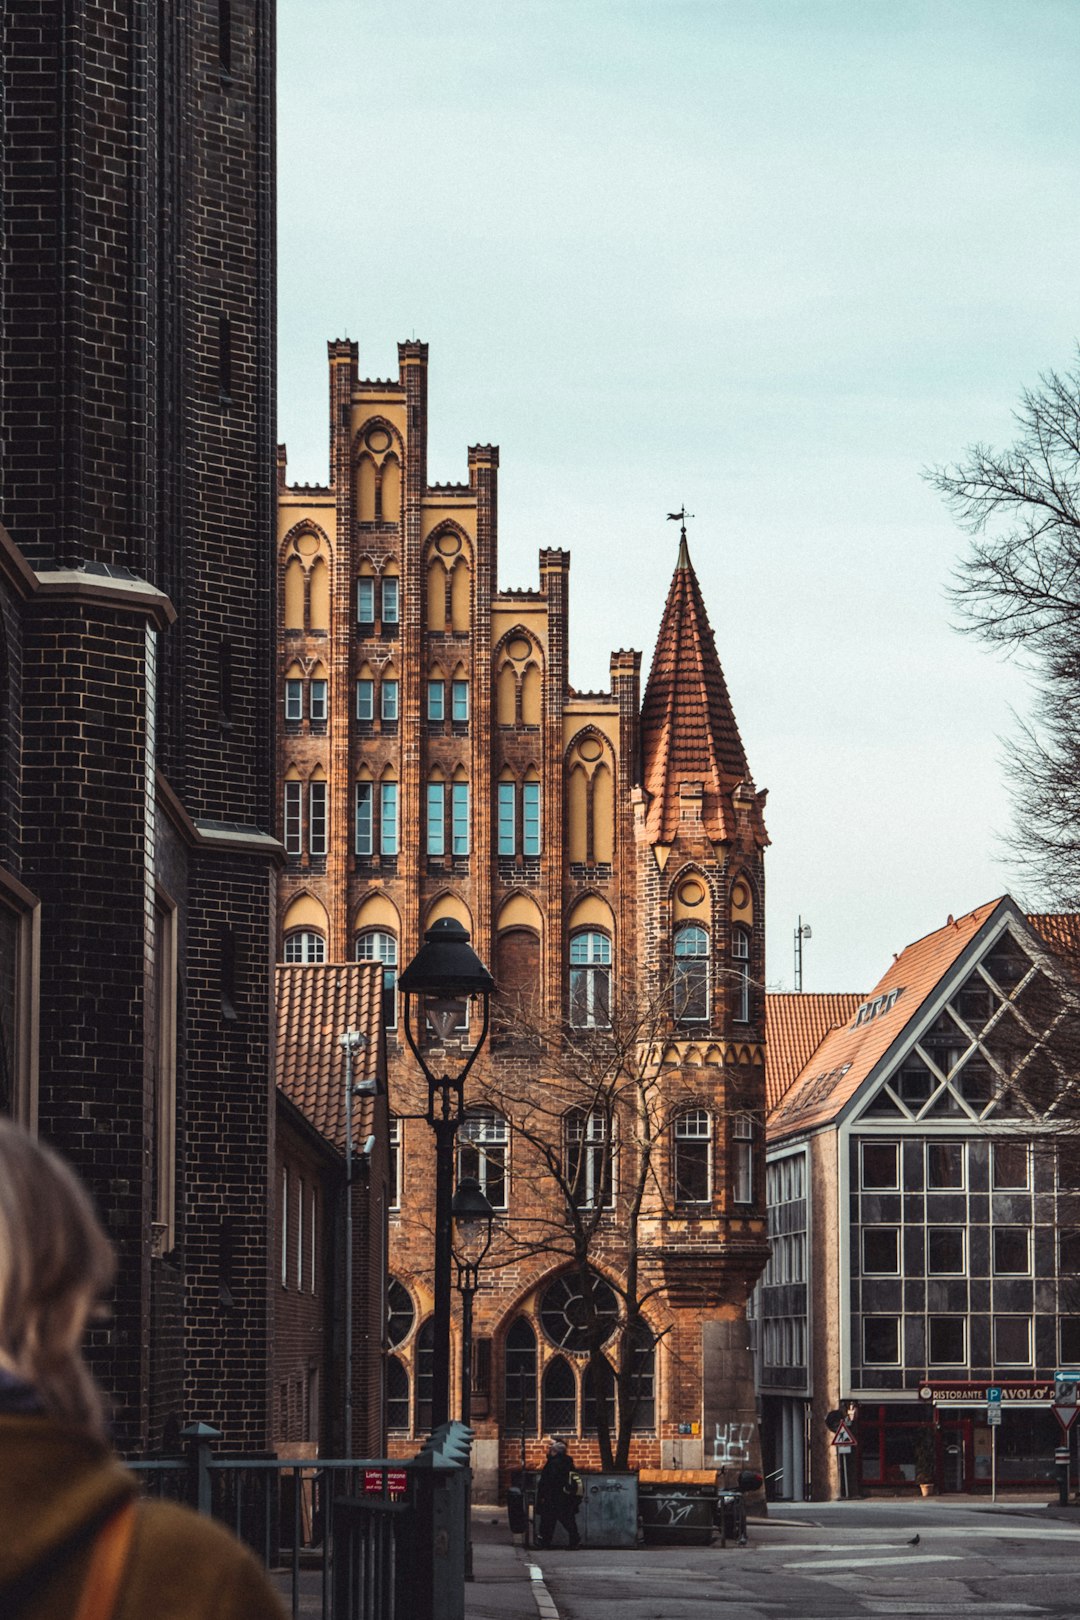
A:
906,1534,920,1546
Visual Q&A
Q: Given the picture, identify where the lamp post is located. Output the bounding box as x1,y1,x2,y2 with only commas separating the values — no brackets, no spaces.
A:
341,1028,369,1456
451,1175,496,1429
398,918,494,1431
452,1175,495,1582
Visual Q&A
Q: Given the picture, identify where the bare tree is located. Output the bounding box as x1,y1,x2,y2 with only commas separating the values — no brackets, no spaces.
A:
928,351,1080,901
473,969,761,1472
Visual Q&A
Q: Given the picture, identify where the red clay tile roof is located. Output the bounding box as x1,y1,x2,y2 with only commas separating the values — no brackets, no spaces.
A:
277,964,384,1152
640,541,762,845
769,898,1007,1139
1029,913,1080,973
766,992,865,1112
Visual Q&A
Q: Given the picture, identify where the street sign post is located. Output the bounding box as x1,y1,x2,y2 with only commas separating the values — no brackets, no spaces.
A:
987,1387,1002,1500
1052,1372,1080,1501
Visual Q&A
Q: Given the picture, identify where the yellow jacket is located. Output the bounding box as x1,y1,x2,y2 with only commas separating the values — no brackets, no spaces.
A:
0,1416,285,1619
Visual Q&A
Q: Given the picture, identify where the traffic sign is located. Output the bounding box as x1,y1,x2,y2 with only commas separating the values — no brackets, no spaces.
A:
1055,1376,1080,1408
987,1404,1002,1426
831,1421,857,1449
986,1386,1002,1404
1053,1404,1079,1433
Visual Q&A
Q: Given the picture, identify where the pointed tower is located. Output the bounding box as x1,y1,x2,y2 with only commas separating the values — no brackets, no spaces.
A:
635,523,770,1475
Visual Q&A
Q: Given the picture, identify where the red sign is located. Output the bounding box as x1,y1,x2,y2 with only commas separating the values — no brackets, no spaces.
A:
831,1421,857,1449
363,1470,383,1494
1054,1406,1079,1434
365,1468,408,1496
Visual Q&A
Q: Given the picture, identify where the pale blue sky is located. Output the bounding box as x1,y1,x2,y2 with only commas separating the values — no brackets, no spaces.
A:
277,0,1080,992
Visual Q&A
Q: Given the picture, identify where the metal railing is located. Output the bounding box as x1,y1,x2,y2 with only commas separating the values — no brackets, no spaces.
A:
126,1426,471,1620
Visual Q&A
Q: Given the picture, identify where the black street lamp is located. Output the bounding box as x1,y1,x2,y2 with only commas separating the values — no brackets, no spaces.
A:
398,918,494,1431
452,1174,495,1583
451,1175,496,1429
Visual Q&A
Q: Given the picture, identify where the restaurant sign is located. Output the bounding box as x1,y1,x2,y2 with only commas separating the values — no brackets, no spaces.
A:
918,1381,1052,1403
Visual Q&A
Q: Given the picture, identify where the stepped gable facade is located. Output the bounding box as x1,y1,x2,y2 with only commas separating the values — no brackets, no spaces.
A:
276,339,770,1494
0,0,279,1453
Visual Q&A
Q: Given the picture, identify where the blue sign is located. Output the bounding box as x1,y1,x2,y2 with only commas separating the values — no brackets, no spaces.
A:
986,1386,1002,1403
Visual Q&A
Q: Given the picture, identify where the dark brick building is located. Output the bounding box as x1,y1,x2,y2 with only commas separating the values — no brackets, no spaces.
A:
0,0,278,1453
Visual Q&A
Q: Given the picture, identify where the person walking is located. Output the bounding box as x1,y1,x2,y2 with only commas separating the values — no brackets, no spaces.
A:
534,1437,582,1549
0,1119,286,1619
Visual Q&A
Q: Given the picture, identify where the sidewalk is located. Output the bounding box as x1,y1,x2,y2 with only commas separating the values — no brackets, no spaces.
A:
466,1505,553,1620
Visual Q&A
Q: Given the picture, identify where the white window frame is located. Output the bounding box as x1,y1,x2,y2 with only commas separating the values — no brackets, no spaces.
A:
381,576,399,624
356,678,374,722
284,781,302,856
309,679,328,723
380,782,399,856
284,678,303,722
308,781,328,856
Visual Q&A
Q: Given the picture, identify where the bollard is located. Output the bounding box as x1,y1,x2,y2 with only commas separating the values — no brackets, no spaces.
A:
1056,1447,1070,1506
180,1421,222,1517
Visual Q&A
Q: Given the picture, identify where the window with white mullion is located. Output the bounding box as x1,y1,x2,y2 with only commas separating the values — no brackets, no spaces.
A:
380,783,398,855
284,781,302,856
427,782,446,856
497,781,516,856
451,782,470,855
308,781,328,856
355,782,373,855
523,780,541,855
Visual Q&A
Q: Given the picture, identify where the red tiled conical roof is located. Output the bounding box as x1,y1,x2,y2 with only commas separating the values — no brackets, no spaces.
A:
640,539,755,844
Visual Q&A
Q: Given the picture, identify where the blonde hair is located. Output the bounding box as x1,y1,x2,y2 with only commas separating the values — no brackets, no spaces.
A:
0,1119,115,1440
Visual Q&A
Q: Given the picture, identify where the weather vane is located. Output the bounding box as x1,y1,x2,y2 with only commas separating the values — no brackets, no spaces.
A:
666,506,694,545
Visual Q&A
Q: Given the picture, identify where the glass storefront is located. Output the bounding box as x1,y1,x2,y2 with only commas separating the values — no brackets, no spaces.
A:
857,1401,1059,1490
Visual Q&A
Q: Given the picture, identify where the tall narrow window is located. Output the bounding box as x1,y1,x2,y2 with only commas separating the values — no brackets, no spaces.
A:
284,781,302,856
427,782,445,856
523,780,541,856
583,1357,616,1436
381,782,398,855
569,931,611,1028
457,1109,509,1210
357,577,375,626
674,924,710,1023
152,895,178,1251
285,678,303,722
309,780,328,856
627,1320,656,1429
355,782,373,856
451,782,470,855
218,314,232,401
564,1109,614,1208
504,1318,538,1435
356,677,374,722
387,1357,410,1430
427,679,445,721
541,1356,577,1434
218,0,232,72
732,927,750,1023
218,640,233,725
416,1320,435,1434
309,1185,317,1294
733,1113,754,1204
381,678,399,722
382,577,399,624
280,1166,289,1287
357,930,397,1030
451,679,469,723
309,678,328,723
497,781,516,856
296,1178,304,1291
388,1115,402,1209
673,1109,712,1204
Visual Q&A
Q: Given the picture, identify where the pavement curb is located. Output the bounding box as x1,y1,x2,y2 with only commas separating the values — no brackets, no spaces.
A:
527,1561,560,1620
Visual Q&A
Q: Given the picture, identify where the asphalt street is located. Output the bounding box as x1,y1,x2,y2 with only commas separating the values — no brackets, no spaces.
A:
530,1499,1080,1620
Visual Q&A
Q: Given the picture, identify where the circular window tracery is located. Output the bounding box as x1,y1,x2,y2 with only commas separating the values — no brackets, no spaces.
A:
365,427,391,453
435,532,462,557
507,635,531,660
678,879,705,906
387,1278,415,1348
539,1273,619,1351
577,737,603,763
